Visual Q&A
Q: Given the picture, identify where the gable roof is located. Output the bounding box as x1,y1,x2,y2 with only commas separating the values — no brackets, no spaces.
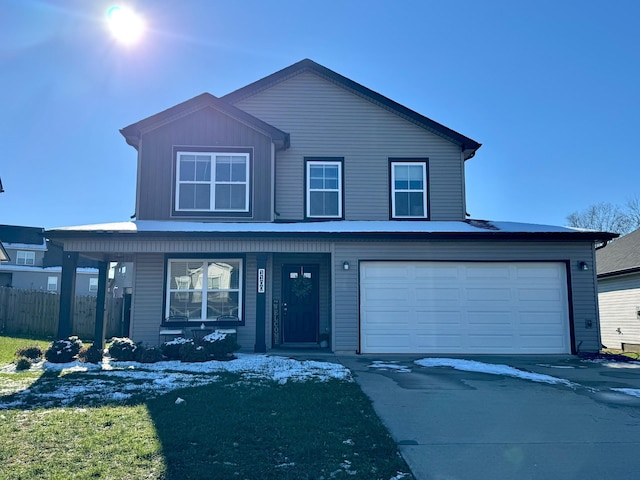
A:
223,59,482,160
120,93,290,150
597,227,640,278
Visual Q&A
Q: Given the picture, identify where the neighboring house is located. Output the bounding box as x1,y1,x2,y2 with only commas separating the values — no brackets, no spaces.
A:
46,59,615,354
0,241,8,263
596,228,640,350
0,225,99,296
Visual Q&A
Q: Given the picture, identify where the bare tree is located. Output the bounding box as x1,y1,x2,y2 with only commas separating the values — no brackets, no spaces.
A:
566,202,635,235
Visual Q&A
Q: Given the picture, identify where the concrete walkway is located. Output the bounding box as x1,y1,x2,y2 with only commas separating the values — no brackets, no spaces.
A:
336,354,640,480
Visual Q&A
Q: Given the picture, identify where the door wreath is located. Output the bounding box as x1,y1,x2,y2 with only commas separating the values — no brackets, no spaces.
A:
291,276,312,299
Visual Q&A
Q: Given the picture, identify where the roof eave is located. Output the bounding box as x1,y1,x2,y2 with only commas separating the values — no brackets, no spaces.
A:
597,266,640,279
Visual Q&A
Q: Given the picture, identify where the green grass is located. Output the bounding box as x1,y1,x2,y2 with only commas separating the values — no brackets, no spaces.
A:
0,372,412,480
0,335,52,363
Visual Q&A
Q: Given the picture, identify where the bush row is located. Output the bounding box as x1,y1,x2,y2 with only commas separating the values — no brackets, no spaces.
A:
13,333,239,369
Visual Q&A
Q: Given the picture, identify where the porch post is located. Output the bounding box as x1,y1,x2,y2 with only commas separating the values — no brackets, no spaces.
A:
93,261,109,350
254,253,267,353
57,251,78,339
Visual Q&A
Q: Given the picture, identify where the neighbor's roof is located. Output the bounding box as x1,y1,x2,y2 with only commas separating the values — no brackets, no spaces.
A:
120,93,290,151
0,225,45,246
46,219,616,242
223,59,482,160
596,227,640,278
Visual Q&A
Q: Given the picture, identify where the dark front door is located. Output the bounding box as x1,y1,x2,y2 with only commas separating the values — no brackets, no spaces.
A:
282,264,319,343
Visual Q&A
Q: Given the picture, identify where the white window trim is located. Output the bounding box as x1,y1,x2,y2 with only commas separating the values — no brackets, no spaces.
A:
16,250,36,266
165,258,243,322
391,161,428,219
306,160,343,218
47,276,58,291
175,151,250,213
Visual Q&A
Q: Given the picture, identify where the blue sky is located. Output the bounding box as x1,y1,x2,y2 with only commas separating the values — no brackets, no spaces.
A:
1,0,638,229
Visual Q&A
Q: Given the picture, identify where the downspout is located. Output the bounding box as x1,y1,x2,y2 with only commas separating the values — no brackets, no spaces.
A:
272,142,280,219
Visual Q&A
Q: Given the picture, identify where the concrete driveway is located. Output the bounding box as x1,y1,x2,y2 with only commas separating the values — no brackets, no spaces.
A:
336,354,640,480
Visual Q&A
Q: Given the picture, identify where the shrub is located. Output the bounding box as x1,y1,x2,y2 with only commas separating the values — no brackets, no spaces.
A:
15,357,32,371
161,337,193,361
45,336,84,363
15,345,44,361
107,337,139,361
201,331,239,360
79,345,104,364
179,342,209,362
135,346,164,364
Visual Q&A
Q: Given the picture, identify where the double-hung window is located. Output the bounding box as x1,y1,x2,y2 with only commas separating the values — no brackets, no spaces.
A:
390,160,428,218
16,250,35,266
47,276,58,292
306,158,343,218
166,259,243,323
89,278,99,292
175,151,250,214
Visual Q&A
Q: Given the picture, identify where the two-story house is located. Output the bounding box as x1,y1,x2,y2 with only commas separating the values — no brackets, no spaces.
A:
46,59,615,354
0,225,99,295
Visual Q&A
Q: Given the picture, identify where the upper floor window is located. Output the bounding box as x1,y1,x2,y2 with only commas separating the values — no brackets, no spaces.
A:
390,160,428,219
306,158,343,218
16,250,35,265
175,150,251,215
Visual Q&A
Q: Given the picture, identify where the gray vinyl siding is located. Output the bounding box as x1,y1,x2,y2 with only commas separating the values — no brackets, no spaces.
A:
598,273,640,349
233,71,465,221
137,107,273,222
131,254,165,346
333,240,600,353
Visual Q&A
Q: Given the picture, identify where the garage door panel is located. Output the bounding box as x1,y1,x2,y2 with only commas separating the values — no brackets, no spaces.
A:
467,311,513,325
414,287,460,302
467,334,515,348
364,334,411,348
466,287,512,302
517,288,564,302
520,312,566,326
465,266,511,280
414,310,462,325
415,334,463,348
360,261,570,354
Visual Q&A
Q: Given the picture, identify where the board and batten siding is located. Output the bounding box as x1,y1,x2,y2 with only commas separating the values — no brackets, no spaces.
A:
136,107,274,222
233,71,466,221
598,273,640,350
332,240,600,353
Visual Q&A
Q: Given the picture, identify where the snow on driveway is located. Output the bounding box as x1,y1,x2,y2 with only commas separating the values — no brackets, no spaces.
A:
0,354,351,409
414,358,576,386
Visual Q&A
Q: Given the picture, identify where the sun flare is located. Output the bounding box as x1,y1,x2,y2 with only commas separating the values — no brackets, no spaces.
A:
106,5,145,45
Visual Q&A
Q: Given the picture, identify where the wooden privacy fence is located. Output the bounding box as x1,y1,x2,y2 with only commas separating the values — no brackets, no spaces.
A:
0,287,122,340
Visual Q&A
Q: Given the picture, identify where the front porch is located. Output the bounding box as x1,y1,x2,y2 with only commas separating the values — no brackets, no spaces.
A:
51,245,334,353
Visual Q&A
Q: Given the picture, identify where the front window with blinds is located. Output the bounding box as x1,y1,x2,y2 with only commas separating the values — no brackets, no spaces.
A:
175,151,250,214
166,259,243,322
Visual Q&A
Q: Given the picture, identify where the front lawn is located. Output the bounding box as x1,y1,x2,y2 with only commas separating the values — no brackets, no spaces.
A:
0,355,413,480
0,335,52,363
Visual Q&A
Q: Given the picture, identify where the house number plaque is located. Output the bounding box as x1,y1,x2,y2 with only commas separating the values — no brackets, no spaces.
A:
257,268,265,293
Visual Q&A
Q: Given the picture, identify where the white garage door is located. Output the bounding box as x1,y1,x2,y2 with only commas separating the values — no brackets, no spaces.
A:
360,262,570,354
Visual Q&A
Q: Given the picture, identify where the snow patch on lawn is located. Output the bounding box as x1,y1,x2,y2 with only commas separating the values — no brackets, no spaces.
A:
0,354,351,409
415,358,576,386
